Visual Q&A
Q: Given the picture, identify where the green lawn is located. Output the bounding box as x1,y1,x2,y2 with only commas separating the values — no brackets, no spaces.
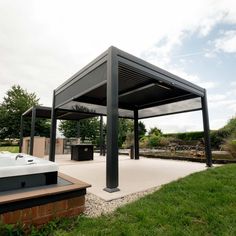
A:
4,164,236,236
0,146,19,153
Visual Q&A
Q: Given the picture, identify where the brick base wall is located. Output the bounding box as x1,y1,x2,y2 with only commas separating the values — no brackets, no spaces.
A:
0,195,85,227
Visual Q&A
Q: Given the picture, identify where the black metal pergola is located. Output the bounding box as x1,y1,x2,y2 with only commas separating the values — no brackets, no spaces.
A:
49,46,212,193
20,106,104,156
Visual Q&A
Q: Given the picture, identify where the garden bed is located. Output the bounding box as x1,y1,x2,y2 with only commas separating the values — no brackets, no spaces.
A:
118,149,236,164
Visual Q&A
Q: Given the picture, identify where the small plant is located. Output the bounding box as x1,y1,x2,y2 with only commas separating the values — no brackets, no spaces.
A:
139,136,149,148
224,138,236,158
158,136,173,147
123,131,134,148
0,222,24,236
148,134,161,148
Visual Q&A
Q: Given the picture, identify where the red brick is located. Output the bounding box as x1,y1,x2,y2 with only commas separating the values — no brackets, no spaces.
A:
22,219,33,226
73,206,85,216
31,206,38,218
21,208,32,222
9,210,22,224
38,203,54,217
55,209,74,218
54,200,67,212
1,212,12,224
32,215,53,227
1,210,21,224
67,196,85,209
0,195,86,228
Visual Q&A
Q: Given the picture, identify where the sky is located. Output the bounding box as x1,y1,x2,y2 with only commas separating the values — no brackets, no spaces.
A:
0,0,236,133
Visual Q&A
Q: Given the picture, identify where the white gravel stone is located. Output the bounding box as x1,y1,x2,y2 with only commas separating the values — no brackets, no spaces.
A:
84,186,160,217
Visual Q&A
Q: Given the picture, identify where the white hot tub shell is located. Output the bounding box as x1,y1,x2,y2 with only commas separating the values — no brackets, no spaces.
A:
0,153,58,192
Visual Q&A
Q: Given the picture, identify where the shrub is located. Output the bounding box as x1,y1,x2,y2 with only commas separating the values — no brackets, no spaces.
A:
228,140,236,158
148,134,161,148
159,136,173,147
139,136,149,148
210,116,236,149
123,131,134,148
210,129,230,149
222,131,236,158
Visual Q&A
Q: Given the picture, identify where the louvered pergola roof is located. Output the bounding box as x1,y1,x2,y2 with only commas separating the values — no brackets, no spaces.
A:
54,46,204,119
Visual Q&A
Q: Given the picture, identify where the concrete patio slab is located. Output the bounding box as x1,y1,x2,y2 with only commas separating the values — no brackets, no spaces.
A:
52,153,208,201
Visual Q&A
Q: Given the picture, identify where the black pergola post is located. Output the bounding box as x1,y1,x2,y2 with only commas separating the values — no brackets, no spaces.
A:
29,107,36,155
19,115,24,153
49,91,57,162
201,90,212,167
134,109,139,160
99,115,104,156
77,121,80,139
104,47,119,192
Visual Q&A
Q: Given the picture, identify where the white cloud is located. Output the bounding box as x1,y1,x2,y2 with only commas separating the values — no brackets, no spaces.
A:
140,0,236,67
210,118,228,130
165,67,217,89
208,94,227,102
143,111,203,133
214,30,236,53
230,81,236,87
0,0,236,132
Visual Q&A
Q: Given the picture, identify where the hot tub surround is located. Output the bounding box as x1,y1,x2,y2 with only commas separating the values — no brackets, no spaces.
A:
0,173,91,227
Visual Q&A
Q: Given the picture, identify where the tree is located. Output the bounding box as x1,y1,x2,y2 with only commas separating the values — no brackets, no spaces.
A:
148,127,162,136
118,118,133,147
148,134,161,147
145,126,163,148
210,116,236,149
0,85,50,139
138,121,146,138
59,117,146,148
119,120,147,147
59,118,100,145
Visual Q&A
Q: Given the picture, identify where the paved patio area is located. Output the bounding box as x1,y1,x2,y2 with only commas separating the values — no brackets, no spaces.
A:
50,153,208,201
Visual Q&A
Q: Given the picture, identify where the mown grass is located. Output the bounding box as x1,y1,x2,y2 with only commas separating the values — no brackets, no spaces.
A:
22,164,236,236
0,146,19,153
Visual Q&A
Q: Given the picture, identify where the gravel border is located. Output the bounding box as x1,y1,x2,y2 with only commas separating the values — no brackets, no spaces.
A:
84,186,160,217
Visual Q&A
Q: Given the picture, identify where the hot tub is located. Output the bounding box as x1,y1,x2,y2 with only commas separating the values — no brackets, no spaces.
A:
0,153,58,192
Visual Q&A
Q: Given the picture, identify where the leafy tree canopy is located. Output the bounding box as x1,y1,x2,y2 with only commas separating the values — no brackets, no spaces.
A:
148,127,162,136
222,116,236,134
210,116,236,149
118,118,133,147
58,118,100,145
0,85,50,139
59,118,147,148
138,121,146,138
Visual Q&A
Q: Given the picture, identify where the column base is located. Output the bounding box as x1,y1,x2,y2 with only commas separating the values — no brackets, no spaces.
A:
206,163,213,167
103,187,120,193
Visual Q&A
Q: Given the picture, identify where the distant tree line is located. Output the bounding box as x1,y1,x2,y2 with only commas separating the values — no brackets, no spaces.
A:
0,85,235,155
59,118,147,147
